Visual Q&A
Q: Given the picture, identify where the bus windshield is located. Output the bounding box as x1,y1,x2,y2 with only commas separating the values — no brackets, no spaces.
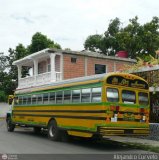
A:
139,92,149,105
122,90,136,104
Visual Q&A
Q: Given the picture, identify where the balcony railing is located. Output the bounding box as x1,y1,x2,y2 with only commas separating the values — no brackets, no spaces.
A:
18,72,62,89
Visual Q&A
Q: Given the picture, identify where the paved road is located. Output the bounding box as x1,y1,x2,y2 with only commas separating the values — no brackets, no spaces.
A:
0,103,9,117
0,119,157,160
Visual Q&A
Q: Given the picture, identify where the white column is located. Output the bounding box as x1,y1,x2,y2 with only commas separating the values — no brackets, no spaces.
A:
17,65,22,80
50,54,56,82
33,59,38,76
17,65,22,88
33,59,38,85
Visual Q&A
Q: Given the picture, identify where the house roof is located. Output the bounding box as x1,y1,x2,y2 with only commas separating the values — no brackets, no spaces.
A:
13,48,136,66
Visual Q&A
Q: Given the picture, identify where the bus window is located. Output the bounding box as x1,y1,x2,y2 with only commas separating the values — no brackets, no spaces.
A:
64,90,71,104
81,88,91,103
139,92,149,105
122,90,136,104
37,94,43,104
43,93,49,104
92,87,101,102
23,96,28,105
50,92,55,104
27,95,31,105
19,96,23,105
72,90,81,103
32,95,37,104
106,88,119,102
56,91,63,104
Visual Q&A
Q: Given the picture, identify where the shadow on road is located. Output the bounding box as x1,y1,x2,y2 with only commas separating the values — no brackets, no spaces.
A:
10,127,131,152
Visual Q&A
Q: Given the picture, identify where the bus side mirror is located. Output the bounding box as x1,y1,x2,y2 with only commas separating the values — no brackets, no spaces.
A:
8,95,14,105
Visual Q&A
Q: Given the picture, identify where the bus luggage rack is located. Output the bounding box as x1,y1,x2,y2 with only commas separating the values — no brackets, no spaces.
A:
99,127,150,136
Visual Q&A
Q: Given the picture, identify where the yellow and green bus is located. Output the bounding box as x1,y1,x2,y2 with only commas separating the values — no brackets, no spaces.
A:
6,72,150,141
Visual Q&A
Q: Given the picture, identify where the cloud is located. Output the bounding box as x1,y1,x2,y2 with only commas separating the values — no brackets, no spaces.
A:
11,14,34,24
0,0,159,54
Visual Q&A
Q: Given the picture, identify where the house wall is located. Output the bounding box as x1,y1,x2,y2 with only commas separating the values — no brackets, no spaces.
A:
63,54,85,79
63,54,134,79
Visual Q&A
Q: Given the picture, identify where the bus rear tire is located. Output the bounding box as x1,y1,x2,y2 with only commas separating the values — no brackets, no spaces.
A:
7,118,15,132
48,120,61,141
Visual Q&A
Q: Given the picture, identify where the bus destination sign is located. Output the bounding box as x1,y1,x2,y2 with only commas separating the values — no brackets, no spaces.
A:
106,76,149,89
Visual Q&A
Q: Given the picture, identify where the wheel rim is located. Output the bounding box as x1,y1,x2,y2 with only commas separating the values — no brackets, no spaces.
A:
49,125,55,137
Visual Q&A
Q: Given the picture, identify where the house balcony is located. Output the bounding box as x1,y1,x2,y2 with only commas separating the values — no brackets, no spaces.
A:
18,72,62,89
13,49,63,90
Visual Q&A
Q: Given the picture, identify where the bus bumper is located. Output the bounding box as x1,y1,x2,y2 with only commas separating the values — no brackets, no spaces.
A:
98,127,150,136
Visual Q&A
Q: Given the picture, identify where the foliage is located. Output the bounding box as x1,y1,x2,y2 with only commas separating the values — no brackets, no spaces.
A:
28,32,61,53
84,16,159,59
0,32,61,101
0,72,15,101
0,52,9,72
122,55,159,73
84,34,103,52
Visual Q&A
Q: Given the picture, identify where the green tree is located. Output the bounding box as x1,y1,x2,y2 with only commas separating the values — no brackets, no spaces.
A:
84,16,159,59
84,34,103,52
8,44,28,81
0,52,8,72
84,18,121,55
0,32,62,102
28,32,61,53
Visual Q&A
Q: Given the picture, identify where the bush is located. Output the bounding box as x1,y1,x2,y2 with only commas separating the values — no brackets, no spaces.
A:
0,91,7,102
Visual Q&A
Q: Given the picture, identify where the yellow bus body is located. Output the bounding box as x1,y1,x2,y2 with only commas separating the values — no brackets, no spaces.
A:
11,73,150,138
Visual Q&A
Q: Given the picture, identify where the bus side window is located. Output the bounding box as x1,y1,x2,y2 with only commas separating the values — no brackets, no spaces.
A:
32,95,37,104
72,90,81,103
92,87,101,102
64,90,71,104
81,88,91,103
50,92,55,104
56,91,63,104
37,94,43,104
27,95,31,105
23,96,28,105
43,93,49,104
19,96,23,105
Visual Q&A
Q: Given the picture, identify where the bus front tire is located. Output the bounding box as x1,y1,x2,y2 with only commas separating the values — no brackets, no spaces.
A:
48,120,61,141
7,118,15,132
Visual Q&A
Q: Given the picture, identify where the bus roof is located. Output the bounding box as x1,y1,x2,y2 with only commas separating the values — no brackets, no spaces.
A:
15,72,148,94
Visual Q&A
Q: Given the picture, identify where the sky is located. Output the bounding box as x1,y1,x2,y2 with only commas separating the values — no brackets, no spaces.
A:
0,0,159,54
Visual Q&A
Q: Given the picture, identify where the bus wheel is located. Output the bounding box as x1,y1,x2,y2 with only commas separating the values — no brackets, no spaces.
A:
7,118,15,132
33,127,41,134
48,120,61,141
91,134,102,142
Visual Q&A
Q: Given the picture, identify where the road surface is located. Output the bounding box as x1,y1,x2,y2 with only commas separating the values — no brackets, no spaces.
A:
0,119,157,160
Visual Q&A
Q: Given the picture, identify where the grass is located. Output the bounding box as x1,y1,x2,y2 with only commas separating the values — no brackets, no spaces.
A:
125,142,159,153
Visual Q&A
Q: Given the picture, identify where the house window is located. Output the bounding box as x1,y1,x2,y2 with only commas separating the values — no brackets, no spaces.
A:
71,57,77,63
95,64,106,74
